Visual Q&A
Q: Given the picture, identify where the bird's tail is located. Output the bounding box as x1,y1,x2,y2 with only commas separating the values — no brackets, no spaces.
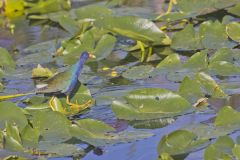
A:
0,92,35,101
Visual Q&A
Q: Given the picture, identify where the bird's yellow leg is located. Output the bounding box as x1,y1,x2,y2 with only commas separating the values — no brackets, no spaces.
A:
0,93,34,101
137,41,145,62
146,46,153,62
66,95,93,111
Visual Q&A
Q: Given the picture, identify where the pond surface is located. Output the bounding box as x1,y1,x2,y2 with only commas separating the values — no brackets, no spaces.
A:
1,0,240,160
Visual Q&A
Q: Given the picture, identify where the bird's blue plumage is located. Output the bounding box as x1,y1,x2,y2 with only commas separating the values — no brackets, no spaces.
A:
63,52,89,95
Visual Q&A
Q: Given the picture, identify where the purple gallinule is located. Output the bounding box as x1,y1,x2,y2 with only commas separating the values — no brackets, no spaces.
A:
0,51,96,109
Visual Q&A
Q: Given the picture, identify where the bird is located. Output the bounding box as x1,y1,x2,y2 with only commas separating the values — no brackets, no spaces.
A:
0,51,96,110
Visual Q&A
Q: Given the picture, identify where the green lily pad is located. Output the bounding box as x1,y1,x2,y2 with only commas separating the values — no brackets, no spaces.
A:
199,21,233,49
0,102,28,131
228,3,240,16
215,106,240,127
95,16,169,44
94,34,117,61
21,124,40,148
0,47,15,71
156,54,181,70
226,22,240,42
158,130,209,156
196,72,227,98
112,88,192,120
4,122,24,152
70,119,153,146
204,136,234,160
39,142,80,157
122,65,154,80
74,5,112,20
209,61,240,76
183,50,208,70
171,24,203,51
232,144,240,159
32,110,72,143
179,76,204,104
210,48,233,63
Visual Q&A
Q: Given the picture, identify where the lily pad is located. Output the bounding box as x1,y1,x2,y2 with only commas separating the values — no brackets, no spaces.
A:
179,76,204,104
32,64,54,78
122,65,154,80
70,119,153,146
226,22,240,42
204,136,234,160
196,72,227,98
171,24,203,51
74,5,112,20
158,130,209,156
0,47,16,71
112,88,192,120
32,110,72,143
199,21,233,49
0,102,28,131
94,34,117,60
95,16,169,44
209,61,240,76
183,50,208,70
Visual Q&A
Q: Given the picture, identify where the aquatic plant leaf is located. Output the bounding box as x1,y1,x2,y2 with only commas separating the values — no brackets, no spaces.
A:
158,130,209,156
126,88,191,113
199,21,233,49
0,102,28,131
196,72,227,98
156,12,190,22
112,88,192,120
94,34,116,60
209,48,234,63
156,54,181,70
183,50,208,70
70,84,94,106
3,0,24,18
39,142,80,157
129,118,175,129
226,22,240,42
228,3,240,16
122,65,154,80
179,76,204,104
21,124,40,148
32,110,72,143
215,106,240,127
75,119,115,134
0,47,16,70
209,61,240,76
16,39,57,66
95,16,169,44
25,0,71,15
57,16,79,36
176,0,215,15
32,64,53,78
171,24,203,51
74,5,112,20
4,122,24,152
204,136,234,160
70,122,153,146
232,144,240,159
